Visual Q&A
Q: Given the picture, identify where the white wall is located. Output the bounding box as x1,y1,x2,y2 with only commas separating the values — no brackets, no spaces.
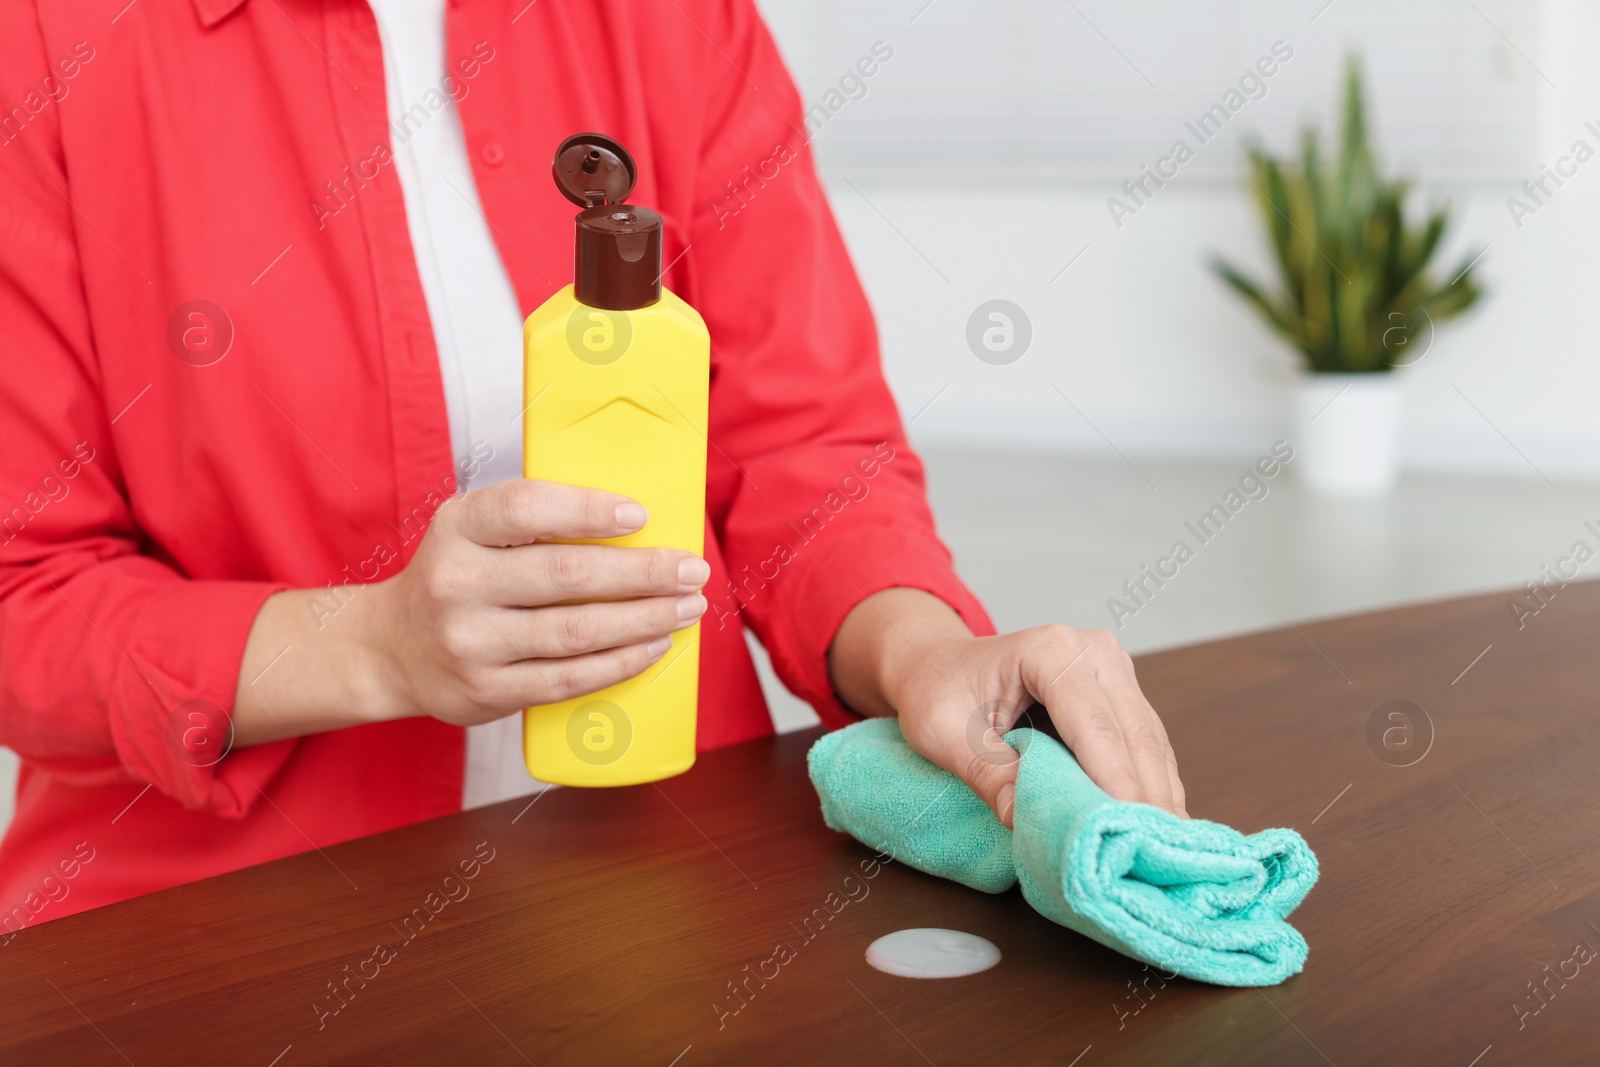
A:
826,167,1600,483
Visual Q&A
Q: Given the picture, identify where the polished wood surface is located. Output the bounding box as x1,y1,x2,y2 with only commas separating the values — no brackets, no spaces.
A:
6,581,1600,1065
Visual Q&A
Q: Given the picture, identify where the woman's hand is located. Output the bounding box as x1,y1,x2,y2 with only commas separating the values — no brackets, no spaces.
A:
362,479,709,726
233,480,707,745
828,588,1186,828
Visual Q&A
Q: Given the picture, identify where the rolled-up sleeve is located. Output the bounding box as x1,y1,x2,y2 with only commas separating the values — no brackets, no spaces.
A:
0,8,291,815
685,1,995,728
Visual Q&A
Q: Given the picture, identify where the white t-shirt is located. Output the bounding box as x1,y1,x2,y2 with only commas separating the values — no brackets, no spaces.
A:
366,0,546,809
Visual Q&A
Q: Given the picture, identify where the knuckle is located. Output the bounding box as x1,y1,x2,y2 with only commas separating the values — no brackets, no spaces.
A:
555,610,595,655
437,617,478,661
499,482,541,538
553,655,598,697
421,564,461,606
961,745,1014,791
650,550,680,589
1127,721,1166,760
623,641,657,675
959,751,992,792
1029,622,1081,660
1036,622,1074,647
552,658,599,701
1085,628,1120,652
1084,710,1123,745
422,572,454,604
544,667,579,703
550,547,590,594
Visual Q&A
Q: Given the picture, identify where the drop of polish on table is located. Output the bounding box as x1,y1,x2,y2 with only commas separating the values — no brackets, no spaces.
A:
865,928,1001,978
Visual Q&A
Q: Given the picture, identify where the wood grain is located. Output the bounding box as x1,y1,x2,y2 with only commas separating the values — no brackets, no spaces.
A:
5,581,1600,1065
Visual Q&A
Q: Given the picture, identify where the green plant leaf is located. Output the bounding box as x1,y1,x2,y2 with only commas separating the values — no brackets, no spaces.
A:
1209,257,1306,354
1208,51,1485,373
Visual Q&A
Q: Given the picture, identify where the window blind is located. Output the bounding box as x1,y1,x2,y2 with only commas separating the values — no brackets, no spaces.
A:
754,0,1544,184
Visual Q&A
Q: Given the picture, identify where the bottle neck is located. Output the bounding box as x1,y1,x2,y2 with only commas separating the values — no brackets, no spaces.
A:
574,204,663,310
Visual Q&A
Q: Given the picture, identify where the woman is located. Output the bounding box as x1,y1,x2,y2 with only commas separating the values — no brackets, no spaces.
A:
0,0,1184,927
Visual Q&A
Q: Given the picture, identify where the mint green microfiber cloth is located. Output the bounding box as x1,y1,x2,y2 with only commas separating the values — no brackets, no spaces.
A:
807,718,1318,987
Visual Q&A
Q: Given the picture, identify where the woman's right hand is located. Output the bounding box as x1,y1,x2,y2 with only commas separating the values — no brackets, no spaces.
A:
232,479,708,747
363,479,709,727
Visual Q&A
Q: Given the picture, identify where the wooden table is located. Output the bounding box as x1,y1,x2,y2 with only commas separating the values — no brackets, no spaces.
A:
6,581,1600,1065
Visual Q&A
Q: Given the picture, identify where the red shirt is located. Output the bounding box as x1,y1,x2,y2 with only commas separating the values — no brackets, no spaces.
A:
0,0,992,927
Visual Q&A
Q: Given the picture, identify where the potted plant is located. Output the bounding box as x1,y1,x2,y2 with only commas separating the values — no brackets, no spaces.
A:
1210,57,1484,497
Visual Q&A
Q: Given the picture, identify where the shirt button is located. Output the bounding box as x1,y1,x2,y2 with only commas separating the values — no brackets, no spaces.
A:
480,141,506,166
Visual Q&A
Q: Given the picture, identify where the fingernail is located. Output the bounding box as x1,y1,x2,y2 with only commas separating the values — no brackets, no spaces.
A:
678,557,711,587
646,636,673,658
676,593,707,622
615,502,648,530
996,782,1015,827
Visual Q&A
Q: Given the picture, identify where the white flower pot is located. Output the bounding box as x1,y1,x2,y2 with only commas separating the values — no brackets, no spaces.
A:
1292,373,1402,498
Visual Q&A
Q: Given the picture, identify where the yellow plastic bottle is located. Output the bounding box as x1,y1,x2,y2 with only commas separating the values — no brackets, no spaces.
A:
522,133,710,786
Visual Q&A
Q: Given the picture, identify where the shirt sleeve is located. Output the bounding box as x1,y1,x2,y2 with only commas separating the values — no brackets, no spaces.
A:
684,0,996,729
0,7,293,816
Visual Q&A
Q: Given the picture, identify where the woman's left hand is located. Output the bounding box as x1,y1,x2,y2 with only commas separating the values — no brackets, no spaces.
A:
829,588,1187,828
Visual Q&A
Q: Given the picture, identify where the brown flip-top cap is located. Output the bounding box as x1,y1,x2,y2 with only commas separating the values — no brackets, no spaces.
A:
553,133,663,311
